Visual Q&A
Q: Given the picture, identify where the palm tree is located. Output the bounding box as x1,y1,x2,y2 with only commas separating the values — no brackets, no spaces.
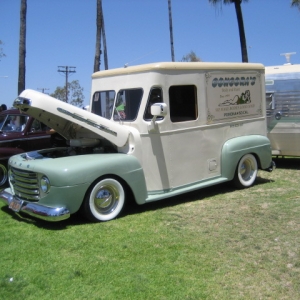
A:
168,0,175,62
18,0,27,95
209,0,249,63
94,0,108,72
291,0,300,10
101,1,108,70
94,0,102,72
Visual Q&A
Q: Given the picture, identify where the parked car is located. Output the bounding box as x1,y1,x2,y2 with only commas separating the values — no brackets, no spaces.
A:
0,109,65,187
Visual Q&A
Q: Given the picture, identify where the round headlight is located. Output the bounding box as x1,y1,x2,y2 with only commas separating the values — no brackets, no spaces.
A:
40,176,50,193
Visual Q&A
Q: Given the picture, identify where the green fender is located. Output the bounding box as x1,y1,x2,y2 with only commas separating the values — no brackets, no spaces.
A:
20,153,148,210
221,135,272,181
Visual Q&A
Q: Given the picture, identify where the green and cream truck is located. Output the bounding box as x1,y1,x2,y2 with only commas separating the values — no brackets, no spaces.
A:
0,62,274,222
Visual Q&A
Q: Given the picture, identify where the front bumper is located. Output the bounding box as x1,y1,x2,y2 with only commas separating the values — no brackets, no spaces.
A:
0,188,70,222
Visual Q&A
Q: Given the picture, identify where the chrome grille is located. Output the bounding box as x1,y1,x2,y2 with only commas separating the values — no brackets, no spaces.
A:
10,167,40,201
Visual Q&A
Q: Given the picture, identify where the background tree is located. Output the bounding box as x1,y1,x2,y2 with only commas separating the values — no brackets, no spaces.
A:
51,80,85,107
0,40,6,61
291,0,300,10
209,0,249,63
18,0,27,95
181,51,202,62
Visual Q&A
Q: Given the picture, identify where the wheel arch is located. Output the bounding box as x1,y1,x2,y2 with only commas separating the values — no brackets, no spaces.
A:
83,173,138,206
81,155,148,206
221,135,272,181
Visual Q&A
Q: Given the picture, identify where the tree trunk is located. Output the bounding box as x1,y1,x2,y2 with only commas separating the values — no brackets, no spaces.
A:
233,0,248,63
101,0,108,70
94,0,102,72
168,0,175,62
18,0,27,95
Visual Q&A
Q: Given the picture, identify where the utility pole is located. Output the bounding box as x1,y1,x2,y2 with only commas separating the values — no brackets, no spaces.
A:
37,87,49,94
58,66,76,102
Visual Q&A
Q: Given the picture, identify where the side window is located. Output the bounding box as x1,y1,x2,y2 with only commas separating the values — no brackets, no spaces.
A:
144,88,163,121
169,85,198,122
92,90,115,119
113,89,143,121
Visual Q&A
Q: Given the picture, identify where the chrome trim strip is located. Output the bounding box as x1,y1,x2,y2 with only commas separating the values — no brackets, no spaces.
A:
0,189,70,222
57,107,117,137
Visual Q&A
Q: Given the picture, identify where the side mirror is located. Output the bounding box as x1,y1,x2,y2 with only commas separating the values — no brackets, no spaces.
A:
148,103,167,132
150,103,168,117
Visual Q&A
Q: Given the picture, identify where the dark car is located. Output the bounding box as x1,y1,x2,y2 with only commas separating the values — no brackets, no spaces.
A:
0,109,65,187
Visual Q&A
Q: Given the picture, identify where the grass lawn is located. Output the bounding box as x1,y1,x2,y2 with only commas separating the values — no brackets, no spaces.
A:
0,157,299,299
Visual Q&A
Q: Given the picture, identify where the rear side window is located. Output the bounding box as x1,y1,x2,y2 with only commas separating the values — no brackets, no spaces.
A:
169,85,198,122
114,89,143,121
92,90,115,119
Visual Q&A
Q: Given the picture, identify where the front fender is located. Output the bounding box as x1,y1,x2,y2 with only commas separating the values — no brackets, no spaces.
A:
221,135,272,180
10,153,148,206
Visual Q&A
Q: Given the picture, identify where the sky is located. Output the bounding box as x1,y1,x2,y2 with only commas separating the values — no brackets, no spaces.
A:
0,0,300,108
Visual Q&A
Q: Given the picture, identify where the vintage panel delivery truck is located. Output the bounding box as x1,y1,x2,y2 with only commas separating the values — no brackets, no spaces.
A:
0,62,274,222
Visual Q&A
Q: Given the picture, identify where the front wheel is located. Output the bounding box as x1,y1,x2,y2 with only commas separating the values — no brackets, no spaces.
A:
233,154,258,188
0,163,8,187
82,177,126,222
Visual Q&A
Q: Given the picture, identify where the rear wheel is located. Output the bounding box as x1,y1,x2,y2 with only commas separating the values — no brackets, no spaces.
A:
0,163,8,187
82,177,125,222
233,154,258,188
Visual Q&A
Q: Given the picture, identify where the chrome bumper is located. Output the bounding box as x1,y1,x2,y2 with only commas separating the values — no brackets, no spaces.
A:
0,189,70,222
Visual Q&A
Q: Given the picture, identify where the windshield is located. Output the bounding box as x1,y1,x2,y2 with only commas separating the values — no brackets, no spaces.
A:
92,90,115,119
0,115,6,131
0,114,29,132
92,88,143,122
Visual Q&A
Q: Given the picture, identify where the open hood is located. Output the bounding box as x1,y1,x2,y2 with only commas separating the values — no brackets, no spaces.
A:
14,89,130,147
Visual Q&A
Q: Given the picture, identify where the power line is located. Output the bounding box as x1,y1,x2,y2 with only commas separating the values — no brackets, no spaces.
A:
57,66,76,102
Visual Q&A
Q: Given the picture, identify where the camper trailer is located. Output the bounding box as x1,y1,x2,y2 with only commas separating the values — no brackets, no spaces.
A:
0,62,274,222
265,53,300,156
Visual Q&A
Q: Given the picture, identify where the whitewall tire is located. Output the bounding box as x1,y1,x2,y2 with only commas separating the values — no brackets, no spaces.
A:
233,154,258,188
83,177,126,222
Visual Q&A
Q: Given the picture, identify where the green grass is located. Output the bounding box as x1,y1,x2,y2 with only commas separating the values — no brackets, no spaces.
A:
0,157,300,299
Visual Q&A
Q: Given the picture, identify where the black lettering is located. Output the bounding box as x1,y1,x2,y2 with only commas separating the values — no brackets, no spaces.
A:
212,78,218,88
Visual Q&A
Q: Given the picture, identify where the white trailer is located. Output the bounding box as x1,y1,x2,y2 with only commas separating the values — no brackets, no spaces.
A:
265,60,300,157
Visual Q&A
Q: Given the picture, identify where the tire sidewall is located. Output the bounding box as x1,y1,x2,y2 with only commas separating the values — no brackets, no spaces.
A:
234,154,258,188
86,178,125,222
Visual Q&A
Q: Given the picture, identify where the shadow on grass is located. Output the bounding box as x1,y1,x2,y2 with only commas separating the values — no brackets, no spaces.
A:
0,205,87,230
0,175,274,230
272,157,300,170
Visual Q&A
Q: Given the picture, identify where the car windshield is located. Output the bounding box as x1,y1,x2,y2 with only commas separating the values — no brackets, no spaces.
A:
0,115,6,131
0,114,29,132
